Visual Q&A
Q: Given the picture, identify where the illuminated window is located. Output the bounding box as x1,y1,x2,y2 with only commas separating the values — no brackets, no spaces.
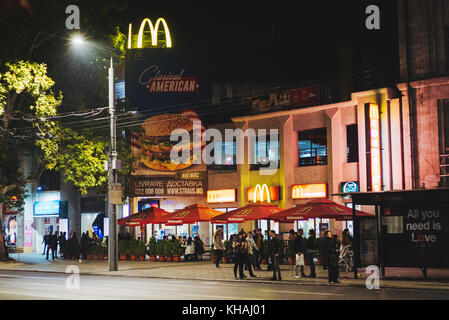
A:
298,128,327,166
251,135,280,170
208,141,236,170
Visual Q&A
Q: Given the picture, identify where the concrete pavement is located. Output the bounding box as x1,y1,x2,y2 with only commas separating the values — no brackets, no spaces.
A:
1,252,449,291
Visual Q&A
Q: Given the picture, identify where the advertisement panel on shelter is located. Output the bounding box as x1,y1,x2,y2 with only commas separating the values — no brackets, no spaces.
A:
381,204,449,267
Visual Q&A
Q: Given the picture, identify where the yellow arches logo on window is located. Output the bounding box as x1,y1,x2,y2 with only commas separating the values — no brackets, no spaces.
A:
128,18,173,49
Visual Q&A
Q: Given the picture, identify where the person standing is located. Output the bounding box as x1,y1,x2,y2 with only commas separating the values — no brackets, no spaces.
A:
232,232,246,280
46,231,57,260
42,231,49,255
246,231,258,272
57,232,65,259
252,229,263,271
185,237,194,261
269,230,282,281
305,229,318,278
293,229,307,279
242,232,257,278
323,230,339,284
213,227,224,268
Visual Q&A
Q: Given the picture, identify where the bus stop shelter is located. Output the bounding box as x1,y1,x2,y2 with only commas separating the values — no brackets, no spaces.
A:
342,188,449,279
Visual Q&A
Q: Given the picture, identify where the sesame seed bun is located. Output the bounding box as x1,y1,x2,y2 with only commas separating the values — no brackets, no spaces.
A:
143,113,193,137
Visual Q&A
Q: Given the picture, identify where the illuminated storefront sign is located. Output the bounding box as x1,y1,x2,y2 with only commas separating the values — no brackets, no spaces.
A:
34,200,60,216
247,184,280,202
292,184,327,199
128,18,172,49
207,189,236,203
341,181,360,193
366,103,382,192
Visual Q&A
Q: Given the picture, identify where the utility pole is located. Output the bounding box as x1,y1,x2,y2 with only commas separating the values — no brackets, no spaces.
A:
108,57,118,271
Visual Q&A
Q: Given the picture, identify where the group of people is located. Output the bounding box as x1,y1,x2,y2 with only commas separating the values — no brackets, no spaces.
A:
42,230,105,261
41,231,66,260
179,235,204,261
212,226,353,284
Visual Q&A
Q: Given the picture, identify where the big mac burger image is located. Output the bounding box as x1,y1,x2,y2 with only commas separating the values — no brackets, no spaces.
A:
132,111,204,171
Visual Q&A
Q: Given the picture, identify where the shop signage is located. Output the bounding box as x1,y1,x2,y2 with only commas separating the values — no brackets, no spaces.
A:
128,17,172,49
207,189,236,203
175,171,207,180
288,86,320,108
34,200,60,216
2,204,17,215
341,181,360,193
129,176,207,197
365,103,382,192
292,183,327,199
59,201,68,219
247,184,280,202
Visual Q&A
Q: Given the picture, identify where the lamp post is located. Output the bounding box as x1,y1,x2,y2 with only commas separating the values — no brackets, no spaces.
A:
71,35,118,271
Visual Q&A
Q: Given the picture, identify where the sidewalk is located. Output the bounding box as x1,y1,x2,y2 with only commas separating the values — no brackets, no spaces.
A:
2,252,449,291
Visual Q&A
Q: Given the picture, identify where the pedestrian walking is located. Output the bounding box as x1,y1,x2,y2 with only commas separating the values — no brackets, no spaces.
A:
213,226,224,268
323,230,339,284
252,228,263,270
242,232,257,278
305,229,318,278
269,230,282,281
232,232,246,280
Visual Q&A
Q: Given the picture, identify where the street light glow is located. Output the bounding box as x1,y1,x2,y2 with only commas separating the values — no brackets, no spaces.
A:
71,34,85,46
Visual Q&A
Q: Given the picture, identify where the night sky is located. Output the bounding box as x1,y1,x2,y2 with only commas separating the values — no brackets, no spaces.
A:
121,0,399,85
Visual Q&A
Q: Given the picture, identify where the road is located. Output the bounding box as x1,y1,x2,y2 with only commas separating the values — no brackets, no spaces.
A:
0,270,448,300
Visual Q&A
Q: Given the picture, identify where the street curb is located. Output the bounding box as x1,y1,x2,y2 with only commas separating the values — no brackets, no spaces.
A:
1,267,449,291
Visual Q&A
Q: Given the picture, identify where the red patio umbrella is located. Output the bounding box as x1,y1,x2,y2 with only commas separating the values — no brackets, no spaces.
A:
163,204,224,226
117,206,171,226
211,202,283,224
267,198,373,222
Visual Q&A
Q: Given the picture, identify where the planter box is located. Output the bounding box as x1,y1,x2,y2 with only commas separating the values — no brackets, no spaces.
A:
158,255,165,262
130,255,136,261
139,255,145,261
166,255,172,262
173,255,180,262
120,254,127,261
150,255,157,262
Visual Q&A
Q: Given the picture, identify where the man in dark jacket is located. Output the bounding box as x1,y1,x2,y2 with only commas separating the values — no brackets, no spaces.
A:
293,229,307,278
252,228,263,270
323,230,339,284
46,231,58,260
269,230,282,281
42,232,49,255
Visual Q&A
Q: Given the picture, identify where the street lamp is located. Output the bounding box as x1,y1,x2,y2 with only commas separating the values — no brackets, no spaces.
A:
70,35,119,271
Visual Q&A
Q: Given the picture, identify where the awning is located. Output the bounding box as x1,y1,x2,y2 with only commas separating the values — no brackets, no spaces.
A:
268,198,373,222
211,202,283,223
163,204,224,226
117,206,171,226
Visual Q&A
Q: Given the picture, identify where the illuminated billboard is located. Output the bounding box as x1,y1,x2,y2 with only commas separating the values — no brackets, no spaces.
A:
247,184,280,202
207,189,237,203
365,103,382,192
291,184,327,199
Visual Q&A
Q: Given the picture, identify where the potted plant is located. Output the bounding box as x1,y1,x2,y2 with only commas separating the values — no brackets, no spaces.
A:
156,240,165,262
97,242,106,260
170,240,181,262
147,238,157,261
165,241,173,262
287,239,295,265
86,243,96,260
118,240,128,261
136,240,146,261
129,240,137,261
